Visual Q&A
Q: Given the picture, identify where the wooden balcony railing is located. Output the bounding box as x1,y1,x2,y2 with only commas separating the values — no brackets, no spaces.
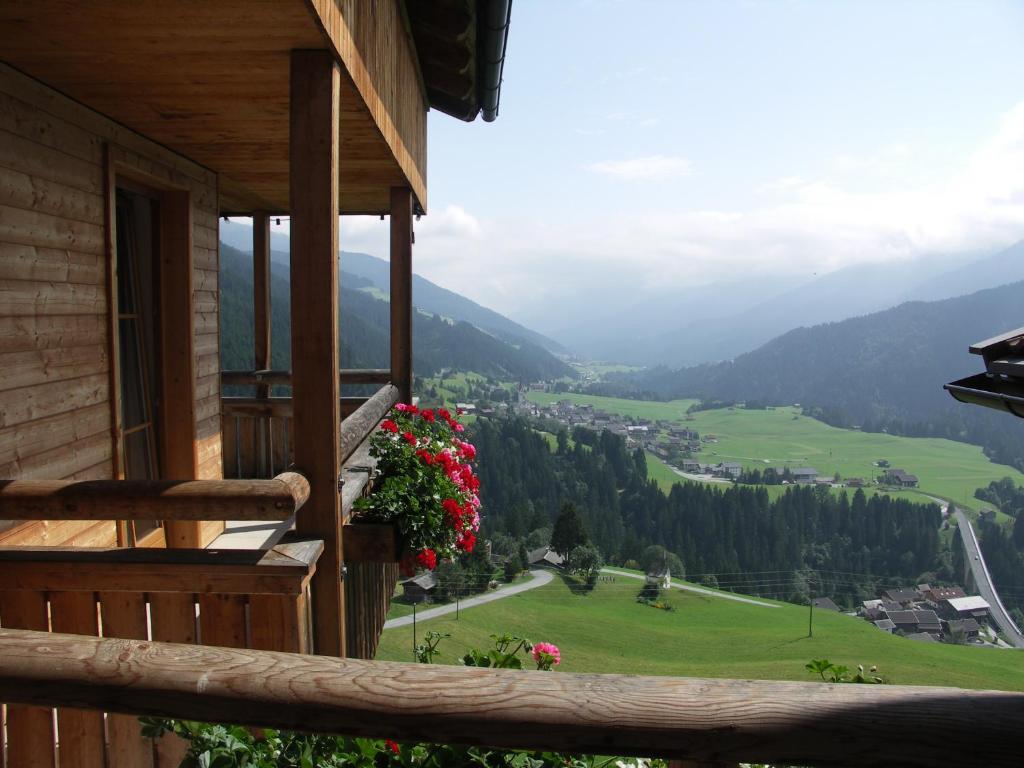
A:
221,372,400,480
0,628,1021,768
0,540,322,768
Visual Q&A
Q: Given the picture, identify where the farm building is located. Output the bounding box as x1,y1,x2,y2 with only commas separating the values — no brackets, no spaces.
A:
792,467,818,483
400,572,438,604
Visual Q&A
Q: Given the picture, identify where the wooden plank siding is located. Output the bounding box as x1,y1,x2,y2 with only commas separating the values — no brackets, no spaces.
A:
0,64,223,546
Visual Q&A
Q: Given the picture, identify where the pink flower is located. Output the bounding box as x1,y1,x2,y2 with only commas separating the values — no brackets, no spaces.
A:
453,423,465,433
395,403,418,414
532,642,561,669
381,420,399,434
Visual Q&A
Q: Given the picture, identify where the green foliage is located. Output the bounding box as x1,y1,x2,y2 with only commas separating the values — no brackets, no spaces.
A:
805,659,885,684
475,416,944,606
415,631,450,664
639,546,683,580
354,406,478,564
434,560,466,602
218,243,572,386
567,544,603,586
550,503,589,558
459,633,531,670
138,718,394,768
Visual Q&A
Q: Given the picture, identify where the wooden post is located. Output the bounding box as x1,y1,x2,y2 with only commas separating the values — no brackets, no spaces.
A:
390,187,413,404
253,211,272,477
159,189,200,548
253,212,272,395
289,49,344,657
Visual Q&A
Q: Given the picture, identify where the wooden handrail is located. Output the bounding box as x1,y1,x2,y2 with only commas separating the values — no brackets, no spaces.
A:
221,369,392,387
0,538,323,595
341,384,400,464
0,629,1020,767
0,472,309,521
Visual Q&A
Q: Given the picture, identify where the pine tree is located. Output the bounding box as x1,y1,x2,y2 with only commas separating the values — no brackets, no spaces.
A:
551,503,589,557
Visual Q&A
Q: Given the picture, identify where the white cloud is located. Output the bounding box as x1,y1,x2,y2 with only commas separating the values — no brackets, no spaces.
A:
246,103,1024,331
586,154,692,181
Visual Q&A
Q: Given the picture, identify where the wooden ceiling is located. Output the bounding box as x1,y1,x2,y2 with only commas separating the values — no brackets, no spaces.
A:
0,0,426,214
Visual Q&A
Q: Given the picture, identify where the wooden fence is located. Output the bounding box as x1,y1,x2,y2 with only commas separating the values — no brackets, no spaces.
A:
0,540,321,768
1,628,1022,768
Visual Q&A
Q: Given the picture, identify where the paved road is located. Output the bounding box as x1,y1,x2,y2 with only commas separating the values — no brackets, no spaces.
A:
601,568,779,608
383,569,555,629
954,508,1024,648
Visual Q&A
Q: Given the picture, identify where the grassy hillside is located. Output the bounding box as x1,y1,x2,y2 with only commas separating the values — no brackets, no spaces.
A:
526,391,1024,513
376,573,1024,691
526,391,699,421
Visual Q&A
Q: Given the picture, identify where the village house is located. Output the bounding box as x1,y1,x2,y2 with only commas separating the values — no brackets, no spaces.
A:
883,587,922,606
883,468,920,488
946,618,982,640
919,584,967,602
645,567,672,590
681,459,702,473
811,597,841,612
400,572,438,604
792,467,819,483
943,596,991,621
528,546,565,569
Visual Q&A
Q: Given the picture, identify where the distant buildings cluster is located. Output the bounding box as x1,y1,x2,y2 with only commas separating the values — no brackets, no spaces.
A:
844,584,992,644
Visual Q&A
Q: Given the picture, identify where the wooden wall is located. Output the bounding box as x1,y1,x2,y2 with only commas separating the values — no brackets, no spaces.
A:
0,63,223,546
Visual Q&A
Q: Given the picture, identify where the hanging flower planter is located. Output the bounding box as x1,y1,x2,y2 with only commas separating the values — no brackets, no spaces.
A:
353,404,480,576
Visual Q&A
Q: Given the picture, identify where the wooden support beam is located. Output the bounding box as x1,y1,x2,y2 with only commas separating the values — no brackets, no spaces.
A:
0,473,310,521
1,628,1023,767
390,187,413,404
289,48,344,657
158,188,201,549
253,212,272,399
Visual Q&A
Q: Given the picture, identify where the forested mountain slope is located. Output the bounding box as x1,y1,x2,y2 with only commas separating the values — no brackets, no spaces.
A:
218,244,573,381
609,281,1024,469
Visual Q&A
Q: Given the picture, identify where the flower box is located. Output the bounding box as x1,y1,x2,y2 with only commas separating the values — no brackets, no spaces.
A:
343,519,401,563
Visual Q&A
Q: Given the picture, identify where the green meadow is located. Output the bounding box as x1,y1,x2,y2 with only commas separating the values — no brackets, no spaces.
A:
525,391,1024,513
377,573,1024,691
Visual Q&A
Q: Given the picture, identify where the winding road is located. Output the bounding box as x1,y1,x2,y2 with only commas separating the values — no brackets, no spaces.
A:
954,508,1024,649
383,569,555,629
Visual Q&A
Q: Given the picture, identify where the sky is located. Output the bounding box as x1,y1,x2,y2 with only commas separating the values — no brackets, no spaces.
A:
266,0,1024,334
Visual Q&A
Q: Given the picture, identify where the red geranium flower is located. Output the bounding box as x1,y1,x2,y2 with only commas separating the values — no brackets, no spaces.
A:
416,548,437,570
381,419,399,433
401,431,417,445
385,740,400,755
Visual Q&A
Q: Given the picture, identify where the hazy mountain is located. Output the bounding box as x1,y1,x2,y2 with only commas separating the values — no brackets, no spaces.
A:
219,220,565,354
614,279,1024,468
908,240,1024,302
562,243,1016,368
218,243,573,382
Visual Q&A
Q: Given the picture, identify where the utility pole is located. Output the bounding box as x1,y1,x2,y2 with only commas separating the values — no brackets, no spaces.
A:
808,578,814,638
